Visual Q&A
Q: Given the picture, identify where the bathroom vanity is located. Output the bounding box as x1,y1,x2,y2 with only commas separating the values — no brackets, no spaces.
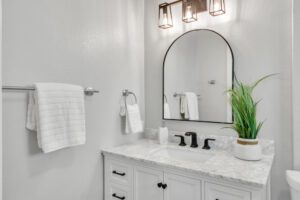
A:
102,140,273,200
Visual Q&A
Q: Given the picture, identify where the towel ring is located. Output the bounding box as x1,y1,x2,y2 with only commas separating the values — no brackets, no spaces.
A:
122,89,138,105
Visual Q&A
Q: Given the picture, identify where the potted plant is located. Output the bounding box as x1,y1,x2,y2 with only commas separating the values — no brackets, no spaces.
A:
227,75,273,161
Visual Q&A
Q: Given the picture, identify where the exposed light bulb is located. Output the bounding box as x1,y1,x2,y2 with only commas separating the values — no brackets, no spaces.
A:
186,6,192,19
163,13,168,25
214,2,221,11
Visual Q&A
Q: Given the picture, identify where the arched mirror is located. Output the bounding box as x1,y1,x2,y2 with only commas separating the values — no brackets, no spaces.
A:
163,29,234,124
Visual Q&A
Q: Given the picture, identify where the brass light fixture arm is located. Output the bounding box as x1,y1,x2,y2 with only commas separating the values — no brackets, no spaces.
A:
160,0,207,13
168,0,182,6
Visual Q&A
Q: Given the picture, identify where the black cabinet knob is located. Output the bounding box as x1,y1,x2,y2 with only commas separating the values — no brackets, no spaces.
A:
112,193,125,200
157,182,167,189
157,182,163,188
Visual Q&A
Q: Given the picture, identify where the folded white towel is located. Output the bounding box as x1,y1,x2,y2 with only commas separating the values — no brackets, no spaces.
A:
164,103,171,119
26,83,86,153
185,92,199,120
125,104,143,134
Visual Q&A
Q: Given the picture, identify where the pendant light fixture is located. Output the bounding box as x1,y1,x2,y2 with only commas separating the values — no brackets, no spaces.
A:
158,3,173,29
209,0,225,16
182,0,197,23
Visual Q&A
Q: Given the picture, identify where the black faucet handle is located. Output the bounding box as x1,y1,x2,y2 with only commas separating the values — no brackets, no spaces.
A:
174,135,186,146
202,138,216,150
185,132,196,136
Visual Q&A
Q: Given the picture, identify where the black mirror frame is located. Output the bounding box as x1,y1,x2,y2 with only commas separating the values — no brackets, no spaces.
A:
162,29,235,124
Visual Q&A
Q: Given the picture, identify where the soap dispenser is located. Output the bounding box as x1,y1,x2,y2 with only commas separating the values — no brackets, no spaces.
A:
158,122,169,145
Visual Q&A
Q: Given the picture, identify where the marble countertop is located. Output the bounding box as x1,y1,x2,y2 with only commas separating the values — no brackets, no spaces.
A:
102,139,274,188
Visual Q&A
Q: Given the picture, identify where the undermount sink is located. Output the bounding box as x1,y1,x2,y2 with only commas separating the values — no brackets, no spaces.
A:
151,147,215,163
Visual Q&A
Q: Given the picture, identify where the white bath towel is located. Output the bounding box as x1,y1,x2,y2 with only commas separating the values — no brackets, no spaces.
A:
26,83,86,153
26,92,37,131
125,104,143,134
164,103,171,119
184,92,199,120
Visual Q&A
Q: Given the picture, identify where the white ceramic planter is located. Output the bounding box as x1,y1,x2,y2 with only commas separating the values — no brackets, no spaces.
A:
233,138,262,161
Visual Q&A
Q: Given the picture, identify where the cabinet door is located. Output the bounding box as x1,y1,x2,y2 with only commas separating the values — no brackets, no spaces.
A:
134,166,164,200
164,172,201,200
205,182,251,200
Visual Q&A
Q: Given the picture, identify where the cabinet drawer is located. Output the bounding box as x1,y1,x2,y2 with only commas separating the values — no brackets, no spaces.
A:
107,184,132,200
107,159,132,186
205,182,251,200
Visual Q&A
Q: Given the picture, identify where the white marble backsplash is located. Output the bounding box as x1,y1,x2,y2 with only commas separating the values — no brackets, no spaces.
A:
144,128,274,155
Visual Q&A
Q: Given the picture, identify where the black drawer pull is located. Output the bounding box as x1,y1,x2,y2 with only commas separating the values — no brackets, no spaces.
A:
112,193,125,200
112,170,126,176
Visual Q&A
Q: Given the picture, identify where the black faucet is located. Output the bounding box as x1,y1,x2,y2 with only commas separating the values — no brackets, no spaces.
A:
174,135,186,146
185,132,198,148
202,138,216,150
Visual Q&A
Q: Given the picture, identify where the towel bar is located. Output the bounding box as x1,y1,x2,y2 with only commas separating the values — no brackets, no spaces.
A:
2,85,100,96
173,92,201,98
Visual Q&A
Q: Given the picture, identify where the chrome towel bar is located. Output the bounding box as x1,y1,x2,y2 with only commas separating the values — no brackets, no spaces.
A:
2,85,100,96
173,92,200,98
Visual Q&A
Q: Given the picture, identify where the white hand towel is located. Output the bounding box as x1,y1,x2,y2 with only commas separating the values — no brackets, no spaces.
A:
164,103,171,119
184,92,199,120
119,97,126,117
125,104,143,134
26,83,86,153
180,96,189,119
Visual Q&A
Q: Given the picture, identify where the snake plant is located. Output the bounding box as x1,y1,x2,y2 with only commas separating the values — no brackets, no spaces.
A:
227,74,274,139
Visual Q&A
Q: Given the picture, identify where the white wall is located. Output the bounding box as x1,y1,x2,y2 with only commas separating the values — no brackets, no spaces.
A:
2,0,144,200
145,0,293,199
0,0,2,199
293,0,300,170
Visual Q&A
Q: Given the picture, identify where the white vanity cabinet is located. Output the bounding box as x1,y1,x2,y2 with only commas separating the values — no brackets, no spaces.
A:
104,155,269,200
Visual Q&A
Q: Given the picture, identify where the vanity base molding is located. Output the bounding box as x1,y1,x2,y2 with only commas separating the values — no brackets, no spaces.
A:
103,154,270,200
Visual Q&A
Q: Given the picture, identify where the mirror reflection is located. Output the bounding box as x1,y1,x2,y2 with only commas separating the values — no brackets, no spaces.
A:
163,29,234,123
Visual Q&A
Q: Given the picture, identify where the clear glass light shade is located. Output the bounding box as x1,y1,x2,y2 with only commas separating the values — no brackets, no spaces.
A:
158,3,173,29
209,0,225,16
182,0,197,23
